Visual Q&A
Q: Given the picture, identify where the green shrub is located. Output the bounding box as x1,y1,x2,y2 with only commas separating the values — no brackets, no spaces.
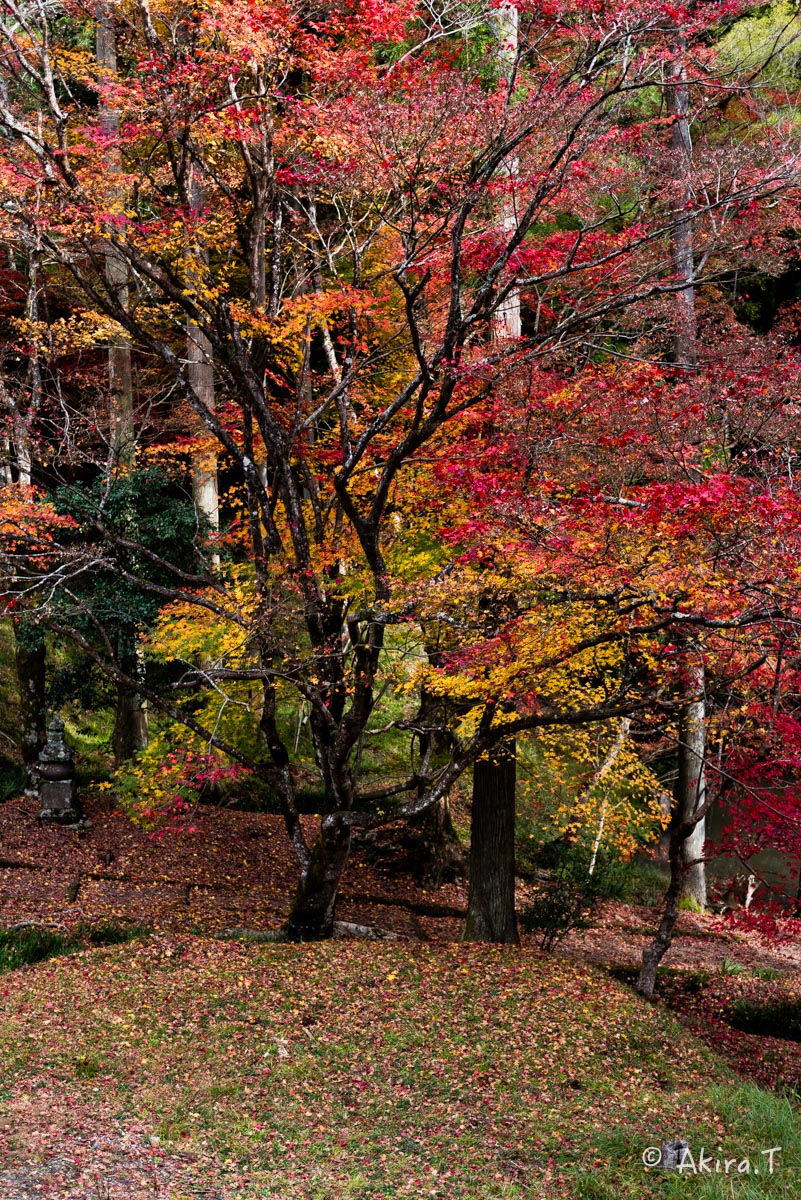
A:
0,920,149,973
753,966,782,982
78,920,150,947
615,861,668,906
0,926,69,971
730,996,801,1042
0,765,27,804
519,842,620,951
720,957,748,976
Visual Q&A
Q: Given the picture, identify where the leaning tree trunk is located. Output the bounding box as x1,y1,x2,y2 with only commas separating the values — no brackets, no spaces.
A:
637,820,685,997
638,664,708,994
284,821,353,941
464,739,519,944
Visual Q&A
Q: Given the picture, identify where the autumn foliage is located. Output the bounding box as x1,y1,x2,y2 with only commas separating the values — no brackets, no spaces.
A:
0,0,800,941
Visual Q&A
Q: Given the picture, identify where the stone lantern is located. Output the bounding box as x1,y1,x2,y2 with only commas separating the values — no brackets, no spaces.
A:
37,715,82,824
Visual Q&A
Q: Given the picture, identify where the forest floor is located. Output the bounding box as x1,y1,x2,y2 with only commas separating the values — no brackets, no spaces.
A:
0,794,800,1198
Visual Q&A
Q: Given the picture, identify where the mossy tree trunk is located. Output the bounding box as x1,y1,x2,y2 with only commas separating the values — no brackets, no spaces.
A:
112,637,148,765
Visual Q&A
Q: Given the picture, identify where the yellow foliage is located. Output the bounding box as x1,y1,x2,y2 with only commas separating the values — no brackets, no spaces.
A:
10,312,130,355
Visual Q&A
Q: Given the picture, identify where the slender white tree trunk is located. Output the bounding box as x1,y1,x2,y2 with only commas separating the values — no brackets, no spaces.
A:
12,244,46,765
14,235,41,487
587,717,631,875
676,661,707,907
489,1,521,341
667,43,706,906
97,3,135,465
186,168,220,546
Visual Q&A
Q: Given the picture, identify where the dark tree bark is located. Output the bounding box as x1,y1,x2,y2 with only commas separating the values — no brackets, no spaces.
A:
462,2,523,943
99,7,148,762
464,739,519,944
14,617,46,765
285,821,353,941
637,817,687,997
407,795,465,888
404,680,465,887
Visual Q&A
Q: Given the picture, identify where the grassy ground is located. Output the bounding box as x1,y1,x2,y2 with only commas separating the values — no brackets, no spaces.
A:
0,936,798,1199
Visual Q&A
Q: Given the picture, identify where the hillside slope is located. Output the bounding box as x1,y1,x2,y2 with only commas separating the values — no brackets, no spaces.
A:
0,938,798,1199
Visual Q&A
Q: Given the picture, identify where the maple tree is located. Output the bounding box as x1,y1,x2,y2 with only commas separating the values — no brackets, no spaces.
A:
0,0,800,946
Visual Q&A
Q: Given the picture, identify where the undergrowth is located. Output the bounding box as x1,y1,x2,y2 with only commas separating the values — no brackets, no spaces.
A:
0,921,149,972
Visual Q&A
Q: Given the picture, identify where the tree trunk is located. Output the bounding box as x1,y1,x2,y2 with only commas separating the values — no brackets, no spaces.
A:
675,670,707,908
464,739,519,944
187,169,219,545
97,3,135,464
489,0,521,342
462,2,522,946
12,255,45,771
407,794,465,888
638,671,708,994
187,318,219,540
637,816,688,997
666,36,706,909
14,617,46,765
98,6,148,758
666,43,697,370
113,687,148,764
113,636,148,764
285,821,352,941
586,716,631,875
405,678,465,886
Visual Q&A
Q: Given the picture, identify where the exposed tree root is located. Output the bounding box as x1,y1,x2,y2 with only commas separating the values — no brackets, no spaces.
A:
217,920,405,943
342,891,465,919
